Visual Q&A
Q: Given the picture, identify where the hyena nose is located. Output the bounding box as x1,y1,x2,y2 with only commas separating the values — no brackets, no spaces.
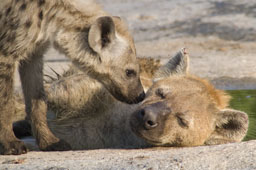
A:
139,109,158,130
134,92,145,103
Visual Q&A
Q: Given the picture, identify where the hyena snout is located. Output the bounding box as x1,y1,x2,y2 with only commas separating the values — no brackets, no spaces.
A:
113,79,145,104
138,109,158,130
136,102,171,130
129,78,146,104
133,91,145,104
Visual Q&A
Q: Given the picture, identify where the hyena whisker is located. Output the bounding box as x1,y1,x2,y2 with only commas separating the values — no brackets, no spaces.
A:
48,66,61,80
44,74,58,83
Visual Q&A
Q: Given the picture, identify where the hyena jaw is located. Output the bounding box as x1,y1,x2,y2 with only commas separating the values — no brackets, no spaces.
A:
0,0,144,155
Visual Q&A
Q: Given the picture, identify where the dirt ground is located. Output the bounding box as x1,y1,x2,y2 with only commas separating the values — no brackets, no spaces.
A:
1,140,256,170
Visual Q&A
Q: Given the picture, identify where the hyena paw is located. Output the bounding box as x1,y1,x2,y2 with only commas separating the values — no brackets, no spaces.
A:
0,140,28,155
39,138,71,151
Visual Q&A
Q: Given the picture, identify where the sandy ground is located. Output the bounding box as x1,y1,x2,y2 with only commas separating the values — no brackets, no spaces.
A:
8,0,256,169
1,140,256,170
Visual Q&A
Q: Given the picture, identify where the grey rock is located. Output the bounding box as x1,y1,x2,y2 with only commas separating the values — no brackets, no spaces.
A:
0,140,255,170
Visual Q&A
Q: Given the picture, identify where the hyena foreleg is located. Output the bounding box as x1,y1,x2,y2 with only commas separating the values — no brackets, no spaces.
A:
0,59,27,155
19,54,71,151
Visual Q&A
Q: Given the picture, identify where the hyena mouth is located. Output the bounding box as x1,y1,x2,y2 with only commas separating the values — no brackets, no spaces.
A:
113,90,145,104
134,92,146,103
130,117,162,145
127,92,145,104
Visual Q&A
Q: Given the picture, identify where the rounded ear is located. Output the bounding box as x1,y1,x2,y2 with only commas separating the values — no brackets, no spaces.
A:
153,48,189,81
88,16,116,53
205,109,249,145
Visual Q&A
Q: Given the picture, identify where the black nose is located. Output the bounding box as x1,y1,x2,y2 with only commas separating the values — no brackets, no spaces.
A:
139,109,158,130
134,92,145,103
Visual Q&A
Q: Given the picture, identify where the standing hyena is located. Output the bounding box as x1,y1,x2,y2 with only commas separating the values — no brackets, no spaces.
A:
14,49,249,150
0,0,145,155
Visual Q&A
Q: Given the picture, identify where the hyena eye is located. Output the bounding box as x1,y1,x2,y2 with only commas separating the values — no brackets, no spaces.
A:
155,88,165,99
125,69,136,78
176,113,189,128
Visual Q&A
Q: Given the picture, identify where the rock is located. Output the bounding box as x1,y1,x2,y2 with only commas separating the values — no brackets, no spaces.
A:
0,140,255,170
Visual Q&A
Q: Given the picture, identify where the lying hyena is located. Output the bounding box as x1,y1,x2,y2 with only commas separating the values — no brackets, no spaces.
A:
14,49,249,149
0,0,145,155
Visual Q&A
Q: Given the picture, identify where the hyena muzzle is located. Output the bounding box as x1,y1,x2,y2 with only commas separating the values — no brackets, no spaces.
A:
0,0,144,155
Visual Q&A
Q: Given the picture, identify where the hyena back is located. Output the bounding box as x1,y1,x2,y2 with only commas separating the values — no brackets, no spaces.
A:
0,0,144,155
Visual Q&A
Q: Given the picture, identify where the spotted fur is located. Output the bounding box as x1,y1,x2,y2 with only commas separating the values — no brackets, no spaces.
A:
0,0,144,155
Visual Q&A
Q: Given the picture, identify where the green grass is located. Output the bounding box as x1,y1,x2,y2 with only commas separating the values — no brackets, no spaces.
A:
227,90,256,141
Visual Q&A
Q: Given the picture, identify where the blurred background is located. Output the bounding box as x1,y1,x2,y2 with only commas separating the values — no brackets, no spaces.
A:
40,0,256,88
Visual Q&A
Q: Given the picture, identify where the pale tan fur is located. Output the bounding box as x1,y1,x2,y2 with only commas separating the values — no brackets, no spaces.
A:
15,49,249,149
0,0,144,154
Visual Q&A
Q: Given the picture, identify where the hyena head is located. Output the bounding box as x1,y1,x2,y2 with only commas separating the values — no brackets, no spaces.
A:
55,16,144,104
130,49,248,146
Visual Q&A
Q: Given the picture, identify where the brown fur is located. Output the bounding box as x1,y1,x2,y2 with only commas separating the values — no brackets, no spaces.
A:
138,57,161,91
15,49,249,150
0,0,144,155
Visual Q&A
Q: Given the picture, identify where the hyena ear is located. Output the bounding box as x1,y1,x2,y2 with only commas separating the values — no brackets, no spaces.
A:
88,16,116,53
153,48,189,81
205,109,249,145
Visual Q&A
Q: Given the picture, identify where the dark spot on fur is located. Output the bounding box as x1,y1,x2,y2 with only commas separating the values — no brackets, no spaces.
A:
13,55,19,59
5,75,12,82
1,49,9,57
0,13,2,20
7,33,16,42
3,91,8,97
0,63,12,69
10,21,19,30
75,27,83,32
6,64,12,69
0,74,10,80
0,32,6,40
10,50,16,56
19,3,27,11
3,100,8,105
6,7,12,16
0,44,3,51
38,10,43,20
25,20,32,28
48,15,54,21
38,0,45,7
